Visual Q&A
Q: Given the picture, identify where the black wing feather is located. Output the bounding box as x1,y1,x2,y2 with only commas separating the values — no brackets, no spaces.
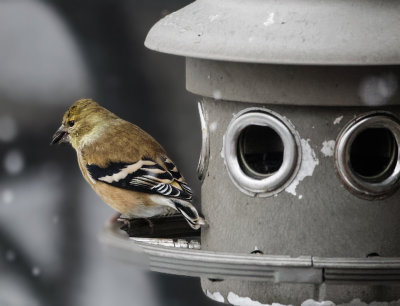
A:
162,156,185,182
86,158,192,200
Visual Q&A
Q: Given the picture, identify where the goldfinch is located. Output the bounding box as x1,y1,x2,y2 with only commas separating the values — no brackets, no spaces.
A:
51,98,206,230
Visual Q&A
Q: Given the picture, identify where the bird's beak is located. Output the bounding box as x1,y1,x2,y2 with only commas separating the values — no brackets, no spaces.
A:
51,125,69,145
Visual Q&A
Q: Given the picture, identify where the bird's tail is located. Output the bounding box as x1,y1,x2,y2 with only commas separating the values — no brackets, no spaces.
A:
171,199,207,230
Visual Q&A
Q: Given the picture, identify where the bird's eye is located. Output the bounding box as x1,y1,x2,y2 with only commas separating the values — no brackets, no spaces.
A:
68,120,75,127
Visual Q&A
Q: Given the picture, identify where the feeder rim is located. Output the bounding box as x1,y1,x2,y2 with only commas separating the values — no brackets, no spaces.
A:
100,222,400,284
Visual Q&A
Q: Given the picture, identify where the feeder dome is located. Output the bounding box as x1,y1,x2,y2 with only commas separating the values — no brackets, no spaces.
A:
145,0,400,65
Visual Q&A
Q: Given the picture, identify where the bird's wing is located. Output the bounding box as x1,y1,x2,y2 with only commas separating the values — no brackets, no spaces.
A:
86,157,193,200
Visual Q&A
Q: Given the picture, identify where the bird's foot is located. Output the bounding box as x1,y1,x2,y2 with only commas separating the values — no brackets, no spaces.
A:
107,212,124,227
109,212,121,222
114,216,155,236
117,216,132,231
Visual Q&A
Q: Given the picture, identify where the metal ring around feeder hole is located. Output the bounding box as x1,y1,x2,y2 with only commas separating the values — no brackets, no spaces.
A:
223,108,301,197
197,101,210,181
335,112,400,199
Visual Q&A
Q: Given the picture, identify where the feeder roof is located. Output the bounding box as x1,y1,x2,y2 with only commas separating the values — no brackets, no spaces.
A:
145,0,400,65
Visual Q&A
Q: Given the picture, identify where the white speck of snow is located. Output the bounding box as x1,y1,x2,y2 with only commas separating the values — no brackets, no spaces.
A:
227,292,286,306
207,74,211,79
298,195,303,200
5,250,16,262
0,115,17,142
321,140,336,157
333,116,343,125
209,14,219,22
359,73,398,106
248,36,255,43
213,89,222,100
263,12,275,27
285,139,319,196
210,121,218,132
206,291,225,303
31,267,41,277
301,300,335,306
2,189,14,204
4,150,25,175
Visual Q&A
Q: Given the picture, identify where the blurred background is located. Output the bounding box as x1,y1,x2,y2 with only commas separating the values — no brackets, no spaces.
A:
0,0,220,305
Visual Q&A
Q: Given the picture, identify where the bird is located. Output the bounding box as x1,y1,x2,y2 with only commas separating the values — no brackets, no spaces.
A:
51,98,206,230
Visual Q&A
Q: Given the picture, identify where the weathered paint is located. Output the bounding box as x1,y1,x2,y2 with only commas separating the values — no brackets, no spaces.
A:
285,139,319,196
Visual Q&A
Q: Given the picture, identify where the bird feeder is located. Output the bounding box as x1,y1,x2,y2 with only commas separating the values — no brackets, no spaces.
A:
101,0,400,304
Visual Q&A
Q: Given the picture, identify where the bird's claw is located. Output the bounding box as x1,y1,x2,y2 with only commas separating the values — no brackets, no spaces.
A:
117,216,132,231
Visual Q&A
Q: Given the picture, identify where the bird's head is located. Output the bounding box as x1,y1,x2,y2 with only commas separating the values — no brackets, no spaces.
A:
51,98,116,149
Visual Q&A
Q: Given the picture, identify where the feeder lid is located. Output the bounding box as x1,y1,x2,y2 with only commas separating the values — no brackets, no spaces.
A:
145,0,400,65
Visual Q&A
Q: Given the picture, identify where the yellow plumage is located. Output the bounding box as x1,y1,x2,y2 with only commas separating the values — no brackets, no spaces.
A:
51,99,205,229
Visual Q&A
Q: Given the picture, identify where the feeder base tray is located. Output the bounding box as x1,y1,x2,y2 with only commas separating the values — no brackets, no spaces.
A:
100,215,400,305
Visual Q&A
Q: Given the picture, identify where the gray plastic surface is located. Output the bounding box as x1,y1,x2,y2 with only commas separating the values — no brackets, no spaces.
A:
145,0,400,65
